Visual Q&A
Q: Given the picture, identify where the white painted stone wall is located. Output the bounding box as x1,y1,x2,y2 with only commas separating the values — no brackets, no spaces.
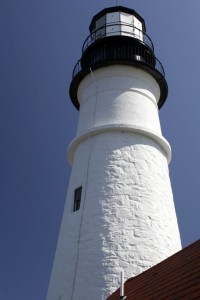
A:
76,66,161,137
47,66,181,300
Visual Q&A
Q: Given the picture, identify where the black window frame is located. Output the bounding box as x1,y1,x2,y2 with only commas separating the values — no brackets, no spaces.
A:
73,187,82,212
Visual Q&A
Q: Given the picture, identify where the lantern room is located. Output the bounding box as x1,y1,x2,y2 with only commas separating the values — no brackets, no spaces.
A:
89,7,145,42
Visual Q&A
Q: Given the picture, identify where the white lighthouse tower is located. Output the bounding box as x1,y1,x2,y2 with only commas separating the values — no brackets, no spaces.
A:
47,6,182,300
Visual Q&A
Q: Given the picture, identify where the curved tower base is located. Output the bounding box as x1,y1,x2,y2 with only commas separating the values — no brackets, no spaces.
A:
47,65,181,300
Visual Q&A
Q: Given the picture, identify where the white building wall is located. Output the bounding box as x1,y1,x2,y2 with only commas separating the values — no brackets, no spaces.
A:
47,65,181,300
76,66,161,137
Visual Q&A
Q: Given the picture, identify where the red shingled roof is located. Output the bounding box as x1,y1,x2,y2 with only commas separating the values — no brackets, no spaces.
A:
107,239,200,300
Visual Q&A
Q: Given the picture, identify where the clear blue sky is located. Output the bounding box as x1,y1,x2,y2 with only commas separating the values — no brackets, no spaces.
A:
1,0,200,299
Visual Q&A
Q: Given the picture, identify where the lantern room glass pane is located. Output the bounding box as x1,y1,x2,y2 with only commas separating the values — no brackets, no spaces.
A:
106,12,120,37
95,15,106,39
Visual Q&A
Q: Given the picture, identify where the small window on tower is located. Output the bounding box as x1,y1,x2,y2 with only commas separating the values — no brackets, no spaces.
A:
73,187,82,212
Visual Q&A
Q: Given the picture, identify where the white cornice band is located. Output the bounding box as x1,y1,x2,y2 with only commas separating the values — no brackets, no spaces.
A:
68,124,171,165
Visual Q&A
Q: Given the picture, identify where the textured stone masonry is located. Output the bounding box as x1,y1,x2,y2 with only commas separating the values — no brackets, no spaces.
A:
47,66,181,300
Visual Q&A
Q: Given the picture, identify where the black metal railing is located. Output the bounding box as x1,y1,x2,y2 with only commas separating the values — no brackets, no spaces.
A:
72,45,165,78
82,23,154,53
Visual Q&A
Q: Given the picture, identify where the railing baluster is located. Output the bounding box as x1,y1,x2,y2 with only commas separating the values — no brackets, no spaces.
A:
82,23,154,53
73,44,165,78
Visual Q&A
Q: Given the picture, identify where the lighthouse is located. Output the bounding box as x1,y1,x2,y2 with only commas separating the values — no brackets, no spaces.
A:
47,6,182,300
